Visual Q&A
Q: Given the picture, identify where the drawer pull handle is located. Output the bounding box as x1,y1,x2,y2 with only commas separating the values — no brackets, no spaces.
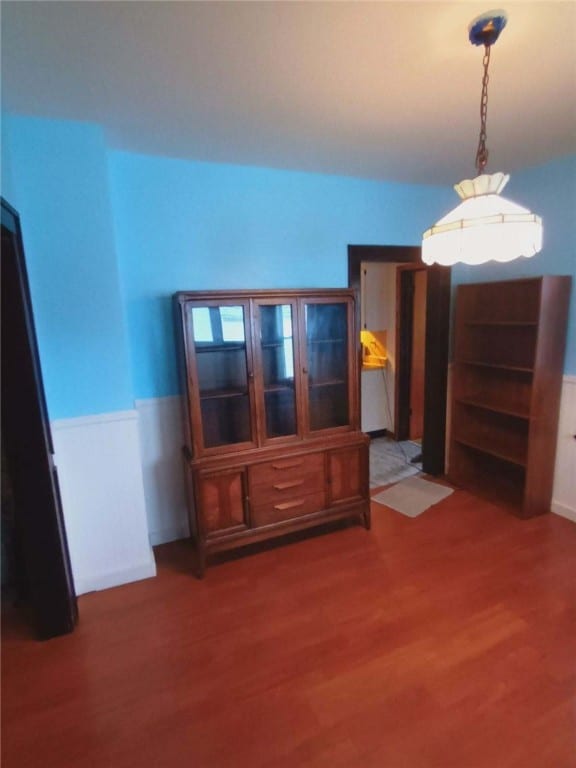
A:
271,461,303,470
274,499,305,511
273,480,304,491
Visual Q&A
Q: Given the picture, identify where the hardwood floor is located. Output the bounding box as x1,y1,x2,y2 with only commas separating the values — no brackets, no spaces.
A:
3,489,576,767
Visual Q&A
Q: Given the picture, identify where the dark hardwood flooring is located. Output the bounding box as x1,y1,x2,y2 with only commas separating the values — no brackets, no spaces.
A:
3,488,576,767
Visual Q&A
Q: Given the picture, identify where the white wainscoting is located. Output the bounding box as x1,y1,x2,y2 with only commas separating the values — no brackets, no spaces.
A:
51,409,157,595
136,380,576,552
55,378,572,597
551,375,576,523
135,397,190,546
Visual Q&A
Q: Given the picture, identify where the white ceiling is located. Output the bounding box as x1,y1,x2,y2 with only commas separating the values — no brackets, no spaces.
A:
2,1,575,185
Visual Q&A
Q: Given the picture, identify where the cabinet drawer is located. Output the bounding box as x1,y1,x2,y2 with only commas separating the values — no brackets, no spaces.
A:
249,452,324,505
251,491,325,527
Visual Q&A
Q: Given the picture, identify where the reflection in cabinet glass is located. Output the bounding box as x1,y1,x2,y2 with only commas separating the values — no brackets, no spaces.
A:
259,303,297,439
305,302,349,431
189,303,253,449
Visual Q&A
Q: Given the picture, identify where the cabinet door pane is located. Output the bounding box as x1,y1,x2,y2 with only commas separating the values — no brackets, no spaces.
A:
259,303,297,438
191,305,252,448
305,302,349,431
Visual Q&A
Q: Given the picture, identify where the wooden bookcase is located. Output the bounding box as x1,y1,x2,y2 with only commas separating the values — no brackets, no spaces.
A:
448,276,571,518
174,289,370,576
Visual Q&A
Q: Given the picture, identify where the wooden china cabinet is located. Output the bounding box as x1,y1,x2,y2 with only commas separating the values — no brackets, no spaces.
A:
174,289,370,576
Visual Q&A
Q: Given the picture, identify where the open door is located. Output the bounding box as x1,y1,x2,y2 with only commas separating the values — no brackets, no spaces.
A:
348,245,450,476
396,266,427,442
1,199,78,639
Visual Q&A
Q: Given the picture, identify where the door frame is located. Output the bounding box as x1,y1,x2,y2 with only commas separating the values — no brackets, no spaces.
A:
1,198,78,639
348,245,451,476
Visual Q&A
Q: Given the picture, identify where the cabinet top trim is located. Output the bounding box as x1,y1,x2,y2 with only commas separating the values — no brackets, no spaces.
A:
174,288,358,302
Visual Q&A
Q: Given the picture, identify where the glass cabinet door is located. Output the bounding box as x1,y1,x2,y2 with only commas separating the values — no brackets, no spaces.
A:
187,302,255,450
303,300,351,432
256,302,298,441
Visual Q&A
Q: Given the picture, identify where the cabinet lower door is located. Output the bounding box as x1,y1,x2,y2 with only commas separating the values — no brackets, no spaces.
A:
196,468,248,538
327,445,367,505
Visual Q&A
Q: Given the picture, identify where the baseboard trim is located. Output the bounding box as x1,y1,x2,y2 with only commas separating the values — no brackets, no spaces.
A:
367,429,389,440
149,525,190,547
74,558,157,595
551,500,576,524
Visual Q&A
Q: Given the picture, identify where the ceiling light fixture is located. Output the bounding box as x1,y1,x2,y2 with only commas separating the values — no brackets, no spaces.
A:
422,10,543,267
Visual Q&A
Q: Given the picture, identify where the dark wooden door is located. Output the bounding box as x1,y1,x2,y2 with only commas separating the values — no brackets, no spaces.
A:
1,199,78,639
409,269,427,439
396,266,427,441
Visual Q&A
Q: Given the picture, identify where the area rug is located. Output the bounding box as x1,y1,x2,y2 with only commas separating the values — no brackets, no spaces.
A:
372,476,454,518
369,437,422,488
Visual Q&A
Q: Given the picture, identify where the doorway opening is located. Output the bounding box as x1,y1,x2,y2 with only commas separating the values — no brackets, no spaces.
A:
348,245,451,478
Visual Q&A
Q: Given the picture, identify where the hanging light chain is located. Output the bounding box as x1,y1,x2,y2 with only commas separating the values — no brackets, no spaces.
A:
475,43,491,175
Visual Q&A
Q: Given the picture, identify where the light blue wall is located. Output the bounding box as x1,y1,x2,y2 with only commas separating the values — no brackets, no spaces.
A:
4,110,574,421
1,116,16,203
451,156,576,372
108,152,453,400
2,115,134,419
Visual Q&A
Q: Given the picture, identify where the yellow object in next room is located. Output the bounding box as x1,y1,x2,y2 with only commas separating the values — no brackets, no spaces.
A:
360,329,387,369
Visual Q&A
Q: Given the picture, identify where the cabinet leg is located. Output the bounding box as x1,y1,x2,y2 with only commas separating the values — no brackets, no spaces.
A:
195,546,207,579
363,506,372,531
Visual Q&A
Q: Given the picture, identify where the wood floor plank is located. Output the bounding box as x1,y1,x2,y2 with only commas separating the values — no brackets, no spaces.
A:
2,488,576,767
